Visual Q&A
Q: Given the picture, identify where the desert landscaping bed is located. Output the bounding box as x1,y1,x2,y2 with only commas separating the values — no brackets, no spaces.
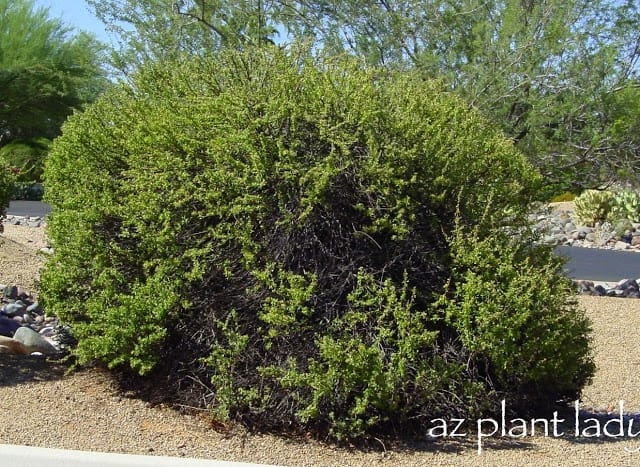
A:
3,221,640,465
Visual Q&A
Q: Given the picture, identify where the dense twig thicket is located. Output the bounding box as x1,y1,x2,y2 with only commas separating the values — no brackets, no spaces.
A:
42,49,594,439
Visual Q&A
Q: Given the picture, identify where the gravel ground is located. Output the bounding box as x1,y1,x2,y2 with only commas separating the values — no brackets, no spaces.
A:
0,224,47,293
2,222,640,465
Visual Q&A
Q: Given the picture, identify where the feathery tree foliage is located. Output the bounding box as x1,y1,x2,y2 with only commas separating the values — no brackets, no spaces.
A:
278,0,640,192
87,0,279,73
0,0,109,141
88,0,640,192
0,0,109,179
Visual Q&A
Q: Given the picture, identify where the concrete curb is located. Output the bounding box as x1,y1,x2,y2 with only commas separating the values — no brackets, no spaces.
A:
0,444,279,467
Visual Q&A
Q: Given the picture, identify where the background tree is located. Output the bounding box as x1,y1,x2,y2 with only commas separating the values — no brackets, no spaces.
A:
91,0,640,192
87,0,280,74
0,0,109,181
277,0,640,193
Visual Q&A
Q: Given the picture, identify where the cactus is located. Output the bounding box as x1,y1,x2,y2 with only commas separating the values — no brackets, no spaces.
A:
574,190,614,227
612,218,634,238
609,190,640,223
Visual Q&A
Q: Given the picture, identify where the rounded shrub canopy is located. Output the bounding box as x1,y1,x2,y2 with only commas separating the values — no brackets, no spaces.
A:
42,48,593,439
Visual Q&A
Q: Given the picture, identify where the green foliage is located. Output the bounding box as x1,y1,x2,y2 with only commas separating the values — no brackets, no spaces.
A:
0,138,50,183
573,188,640,226
0,0,109,143
612,218,634,238
549,192,576,203
284,0,640,189
90,1,640,188
87,0,279,73
609,190,640,223
0,158,14,219
10,182,44,201
437,227,594,405
573,189,615,226
42,48,593,439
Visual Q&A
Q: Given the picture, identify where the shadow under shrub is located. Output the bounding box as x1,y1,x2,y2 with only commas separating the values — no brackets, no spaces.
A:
41,48,594,440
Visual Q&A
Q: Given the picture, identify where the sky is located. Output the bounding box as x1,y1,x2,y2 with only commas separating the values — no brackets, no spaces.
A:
34,0,114,45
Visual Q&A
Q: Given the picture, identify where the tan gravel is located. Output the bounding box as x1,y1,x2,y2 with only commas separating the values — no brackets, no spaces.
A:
0,224,47,293
548,201,576,213
2,224,640,465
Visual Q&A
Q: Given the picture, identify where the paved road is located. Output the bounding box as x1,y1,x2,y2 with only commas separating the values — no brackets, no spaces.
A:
555,245,640,281
7,200,51,217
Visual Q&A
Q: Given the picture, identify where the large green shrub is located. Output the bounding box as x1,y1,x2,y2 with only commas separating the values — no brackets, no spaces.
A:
42,49,594,439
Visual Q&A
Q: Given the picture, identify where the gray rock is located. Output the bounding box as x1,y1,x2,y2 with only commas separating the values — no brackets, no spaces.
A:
0,317,21,336
586,233,596,242
596,237,613,247
13,327,58,354
16,287,28,299
26,302,42,314
564,222,576,233
3,285,17,299
595,285,608,296
3,302,26,317
606,289,624,297
617,279,638,290
615,241,630,250
576,227,593,240
575,280,594,293
38,326,54,337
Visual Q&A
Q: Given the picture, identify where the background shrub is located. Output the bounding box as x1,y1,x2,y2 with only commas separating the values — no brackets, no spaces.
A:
0,137,51,183
42,49,594,439
0,158,14,220
609,190,640,223
10,182,44,201
574,189,614,226
549,191,576,203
